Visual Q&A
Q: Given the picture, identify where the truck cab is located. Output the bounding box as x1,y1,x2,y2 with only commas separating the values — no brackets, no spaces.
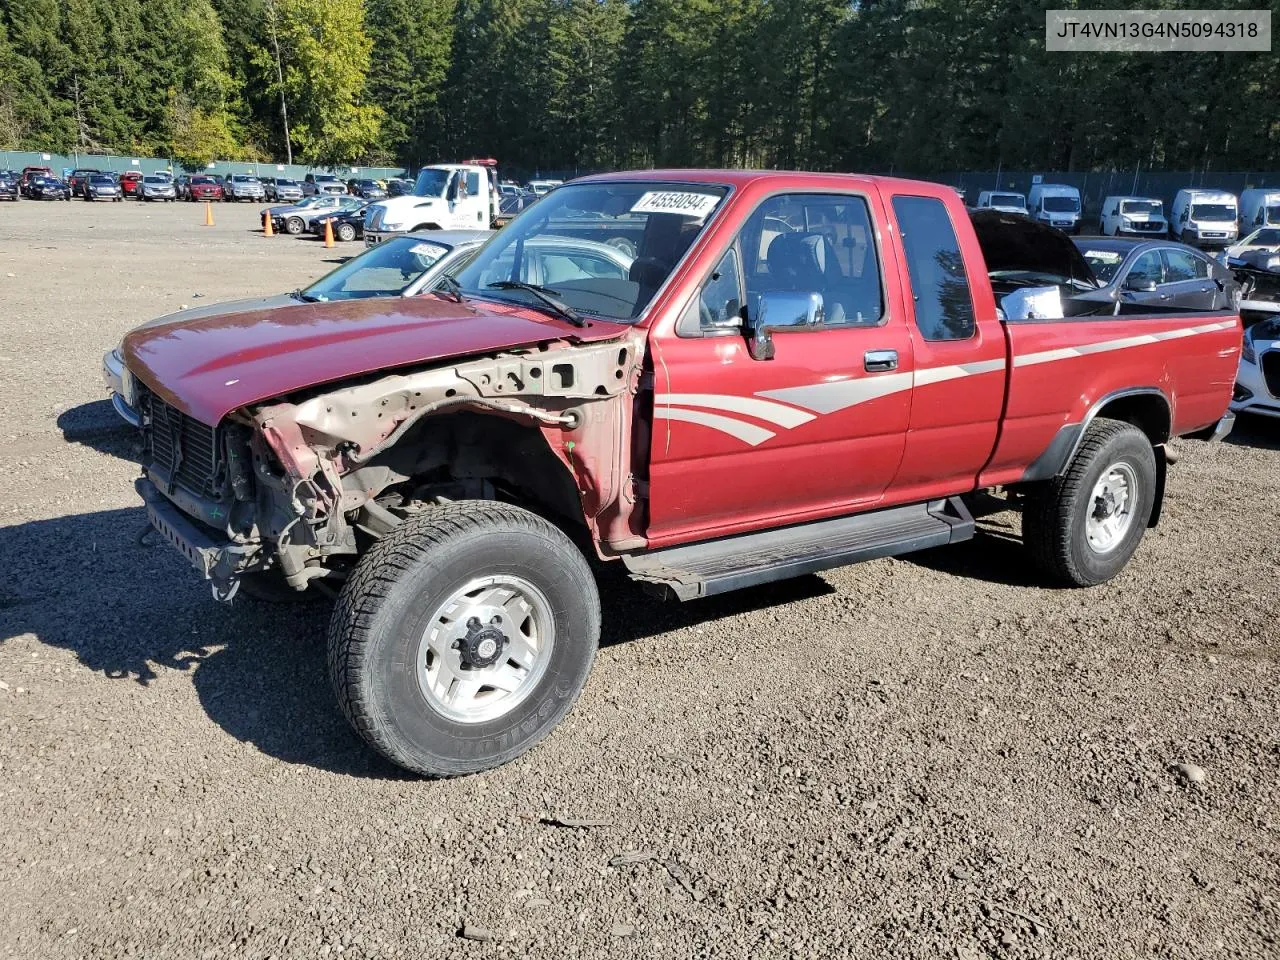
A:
1171,189,1239,247
362,163,498,246
1028,183,1082,234
1238,188,1280,231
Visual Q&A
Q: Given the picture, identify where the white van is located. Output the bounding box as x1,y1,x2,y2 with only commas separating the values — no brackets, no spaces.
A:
1238,188,1280,231
1098,196,1168,237
1027,183,1082,233
975,190,1028,216
1170,189,1238,247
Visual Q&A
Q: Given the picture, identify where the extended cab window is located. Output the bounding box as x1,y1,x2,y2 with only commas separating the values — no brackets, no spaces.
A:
891,196,976,340
740,193,883,326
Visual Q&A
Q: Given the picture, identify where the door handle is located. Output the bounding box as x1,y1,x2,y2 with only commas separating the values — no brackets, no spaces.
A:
864,349,899,372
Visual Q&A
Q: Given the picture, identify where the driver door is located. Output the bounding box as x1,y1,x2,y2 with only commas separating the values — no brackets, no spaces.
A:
646,190,914,545
1118,249,1166,306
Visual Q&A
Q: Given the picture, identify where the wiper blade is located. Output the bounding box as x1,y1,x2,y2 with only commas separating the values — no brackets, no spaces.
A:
486,280,585,327
291,288,320,303
436,272,465,303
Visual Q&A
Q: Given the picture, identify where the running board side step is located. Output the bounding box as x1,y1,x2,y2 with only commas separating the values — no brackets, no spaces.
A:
623,497,974,601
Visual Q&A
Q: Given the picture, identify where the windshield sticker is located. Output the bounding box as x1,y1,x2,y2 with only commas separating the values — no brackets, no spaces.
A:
409,242,448,259
1084,250,1123,263
630,191,720,220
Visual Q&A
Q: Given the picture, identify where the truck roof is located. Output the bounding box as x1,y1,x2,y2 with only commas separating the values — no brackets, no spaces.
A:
577,168,960,199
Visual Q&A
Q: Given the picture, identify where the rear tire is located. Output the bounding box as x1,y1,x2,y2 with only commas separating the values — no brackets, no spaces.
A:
1023,418,1157,587
327,501,600,778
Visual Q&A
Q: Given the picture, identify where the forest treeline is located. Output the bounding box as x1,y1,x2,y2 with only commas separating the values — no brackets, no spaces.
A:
1,0,1276,174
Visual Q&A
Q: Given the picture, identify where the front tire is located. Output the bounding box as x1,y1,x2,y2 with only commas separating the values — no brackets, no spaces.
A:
336,222,356,242
1023,418,1157,587
285,216,304,235
328,502,600,777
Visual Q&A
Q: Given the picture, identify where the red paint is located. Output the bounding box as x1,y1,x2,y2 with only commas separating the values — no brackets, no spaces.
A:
122,295,628,425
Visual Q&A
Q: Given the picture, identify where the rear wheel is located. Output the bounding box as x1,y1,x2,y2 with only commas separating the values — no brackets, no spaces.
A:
1023,418,1157,587
327,501,600,777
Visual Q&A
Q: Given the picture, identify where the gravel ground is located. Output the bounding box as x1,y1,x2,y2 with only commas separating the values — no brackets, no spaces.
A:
1,200,1277,960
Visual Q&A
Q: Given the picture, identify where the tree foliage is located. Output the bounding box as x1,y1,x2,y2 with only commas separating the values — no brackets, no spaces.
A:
0,0,1277,171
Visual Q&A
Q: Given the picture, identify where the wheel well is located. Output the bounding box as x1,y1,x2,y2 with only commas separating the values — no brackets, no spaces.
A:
413,223,441,231
350,411,585,535
1093,392,1171,446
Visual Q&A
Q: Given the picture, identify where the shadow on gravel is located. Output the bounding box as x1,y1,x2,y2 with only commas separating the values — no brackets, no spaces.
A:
903,528,1042,588
56,400,141,462
0,506,833,779
1225,415,1280,451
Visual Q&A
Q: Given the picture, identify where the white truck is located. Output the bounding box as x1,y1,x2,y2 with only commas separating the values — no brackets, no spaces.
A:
1170,188,1238,248
1238,188,1280,231
363,163,500,247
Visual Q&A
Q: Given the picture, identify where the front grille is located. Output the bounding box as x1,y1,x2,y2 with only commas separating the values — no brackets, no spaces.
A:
1262,350,1280,399
138,385,222,497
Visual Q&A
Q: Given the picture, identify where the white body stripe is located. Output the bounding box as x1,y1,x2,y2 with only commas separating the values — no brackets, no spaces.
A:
654,407,775,446
662,393,815,428
658,318,1235,445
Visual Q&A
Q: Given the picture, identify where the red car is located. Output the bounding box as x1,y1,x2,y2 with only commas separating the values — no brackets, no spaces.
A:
120,171,144,198
121,169,1238,777
187,175,225,201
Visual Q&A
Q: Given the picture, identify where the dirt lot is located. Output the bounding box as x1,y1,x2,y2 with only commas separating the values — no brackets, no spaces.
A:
1,199,1277,960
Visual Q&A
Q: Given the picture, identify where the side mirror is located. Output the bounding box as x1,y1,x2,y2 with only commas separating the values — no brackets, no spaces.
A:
1124,275,1158,293
748,291,824,361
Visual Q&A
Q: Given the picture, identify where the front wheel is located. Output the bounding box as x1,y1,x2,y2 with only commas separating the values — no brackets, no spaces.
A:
1022,418,1157,587
336,222,356,242
285,216,304,235
327,501,600,777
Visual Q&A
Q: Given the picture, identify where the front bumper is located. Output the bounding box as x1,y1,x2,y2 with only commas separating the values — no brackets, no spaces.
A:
1230,352,1280,419
364,229,405,247
136,477,258,592
102,349,141,427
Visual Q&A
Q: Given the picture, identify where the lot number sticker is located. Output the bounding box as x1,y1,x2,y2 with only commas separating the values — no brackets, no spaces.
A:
631,191,720,221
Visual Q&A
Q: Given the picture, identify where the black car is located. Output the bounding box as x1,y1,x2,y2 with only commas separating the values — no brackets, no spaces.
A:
1072,236,1238,312
24,176,70,200
310,206,367,242
68,168,102,197
386,178,413,197
0,172,18,200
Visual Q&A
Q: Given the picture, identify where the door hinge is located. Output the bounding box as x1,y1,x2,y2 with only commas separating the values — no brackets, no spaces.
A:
626,476,649,501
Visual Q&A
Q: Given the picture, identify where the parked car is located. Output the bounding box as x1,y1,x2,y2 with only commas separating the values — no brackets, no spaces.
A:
264,177,303,202
68,168,102,197
0,171,19,200
311,208,366,242
1237,188,1280,232
1098,196,1168,237
1231,314,1280,419
261,195,350,235
1171,189,1238,248
1224,230,1280,316
1222,225,1280,262
298,196,366,233
187,175,225,202
302,172,346,196
226,174,266,202
348,178,386,200
1028,183,1082,234
975,189,1029,216
139,175,177,201
117,170,1239,778
83,173,123,201
120,171,144,198
386,178,414,197
525,178,563,196
1070,236,1238,312
20,165,52,188
24,175,69,200
151,170,175,182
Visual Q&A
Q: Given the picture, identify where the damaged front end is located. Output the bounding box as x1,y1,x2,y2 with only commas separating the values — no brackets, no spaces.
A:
1228,250,1280,314
134,335,646,600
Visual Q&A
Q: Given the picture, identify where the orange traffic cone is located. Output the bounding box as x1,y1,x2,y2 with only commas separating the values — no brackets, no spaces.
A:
323,218,334,248
262,210,274,236
203,201,215,226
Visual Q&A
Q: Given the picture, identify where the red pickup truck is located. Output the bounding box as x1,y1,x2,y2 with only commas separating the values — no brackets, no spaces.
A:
121,170,1239,777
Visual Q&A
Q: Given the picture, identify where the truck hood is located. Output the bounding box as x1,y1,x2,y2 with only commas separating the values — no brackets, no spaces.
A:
122,296,628,425
368,195,445,225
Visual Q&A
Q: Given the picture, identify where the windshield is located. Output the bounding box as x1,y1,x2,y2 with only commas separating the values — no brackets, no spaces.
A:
1077,247,1126,283
1042,195,1079,213
232,175,257,183
414,169,452,197
192,177,216,185
1121,200,1162,217
1245,228,1280,246
313,174,338,183
992,194,1025,208
276,179,298,187
453,181,728,321
1191,203,1235,221
143,176,166,184
302,236,457,301
89,176,113,185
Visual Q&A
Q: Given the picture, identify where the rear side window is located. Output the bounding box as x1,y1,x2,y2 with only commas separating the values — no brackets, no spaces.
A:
891,196,976,340
1162,248,1199,283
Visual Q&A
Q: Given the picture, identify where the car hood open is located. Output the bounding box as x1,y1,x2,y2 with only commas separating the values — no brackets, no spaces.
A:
122,295,628,425
970,210,1098,288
